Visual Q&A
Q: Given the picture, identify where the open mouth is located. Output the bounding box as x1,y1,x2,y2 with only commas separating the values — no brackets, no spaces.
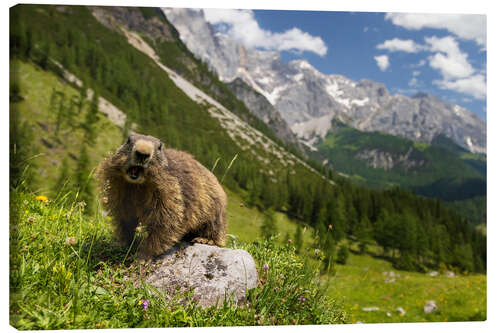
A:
126,165,144,181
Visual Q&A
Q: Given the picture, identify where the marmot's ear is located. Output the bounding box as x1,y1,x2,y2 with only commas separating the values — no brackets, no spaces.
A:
158,142,163,151
127,135,132,144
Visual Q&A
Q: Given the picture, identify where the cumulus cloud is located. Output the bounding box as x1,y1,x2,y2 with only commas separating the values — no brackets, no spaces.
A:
385,13,486,47
203,8,328,56
375,34,485,99
374,55,390,71
433,75,486,100
425,36,475,80
376,38,424,53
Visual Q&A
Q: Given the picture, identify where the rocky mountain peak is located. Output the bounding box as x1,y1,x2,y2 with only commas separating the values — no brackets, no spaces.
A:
163,7,486,155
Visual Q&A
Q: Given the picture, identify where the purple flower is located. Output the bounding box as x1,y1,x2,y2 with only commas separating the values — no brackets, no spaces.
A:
299,296,306,302
139,299,150,310
263,264,269,271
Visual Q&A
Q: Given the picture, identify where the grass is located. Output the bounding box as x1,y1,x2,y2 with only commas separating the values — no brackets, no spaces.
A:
9,190,346,329
226,188,314,245
10,59,123,195
327,248,486,323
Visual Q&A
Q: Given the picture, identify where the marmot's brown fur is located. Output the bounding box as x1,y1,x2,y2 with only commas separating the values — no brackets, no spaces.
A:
97,133,227,258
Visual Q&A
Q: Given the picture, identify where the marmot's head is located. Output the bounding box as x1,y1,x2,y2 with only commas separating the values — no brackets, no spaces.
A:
114,133,166,184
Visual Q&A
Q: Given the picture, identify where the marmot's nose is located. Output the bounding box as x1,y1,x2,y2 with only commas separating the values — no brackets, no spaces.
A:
135,150,151,163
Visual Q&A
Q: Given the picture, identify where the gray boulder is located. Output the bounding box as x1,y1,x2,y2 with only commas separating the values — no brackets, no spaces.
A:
145,242,258,308
424,300,438,314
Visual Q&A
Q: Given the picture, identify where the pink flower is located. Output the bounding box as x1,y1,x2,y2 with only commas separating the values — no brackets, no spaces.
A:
139,299,150,310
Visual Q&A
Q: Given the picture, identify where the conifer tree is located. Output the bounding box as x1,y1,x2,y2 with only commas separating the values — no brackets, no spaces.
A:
337,243,350,265
260,209,278,240
293,224,304,254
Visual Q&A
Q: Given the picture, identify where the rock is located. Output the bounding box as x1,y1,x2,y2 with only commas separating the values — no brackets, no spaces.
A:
396,307,406,316
384,278,396,283
424,300,438,314
428,271,439,277
145,242,258,308
446,271,456,277
386,312,392,317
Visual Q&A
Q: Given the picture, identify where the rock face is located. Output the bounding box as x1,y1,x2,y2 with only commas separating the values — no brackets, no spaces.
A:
227,78,303,151
355,148,426,171
162,8,486,154
145,242,258,308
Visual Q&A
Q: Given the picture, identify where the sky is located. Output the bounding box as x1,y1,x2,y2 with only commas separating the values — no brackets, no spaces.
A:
202,9,487,121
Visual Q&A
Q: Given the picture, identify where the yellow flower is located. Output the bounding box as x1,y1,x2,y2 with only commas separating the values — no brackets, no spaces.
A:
36,195,48,202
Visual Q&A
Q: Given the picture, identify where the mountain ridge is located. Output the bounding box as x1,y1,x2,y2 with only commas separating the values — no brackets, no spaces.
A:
162,7,486,155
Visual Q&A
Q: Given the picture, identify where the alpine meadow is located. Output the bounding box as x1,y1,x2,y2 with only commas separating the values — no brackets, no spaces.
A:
9,4,486,329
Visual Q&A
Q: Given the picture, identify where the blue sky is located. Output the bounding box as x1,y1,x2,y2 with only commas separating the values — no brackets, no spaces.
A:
203,9,486,121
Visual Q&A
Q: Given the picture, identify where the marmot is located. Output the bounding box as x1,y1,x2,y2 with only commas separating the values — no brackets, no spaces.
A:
97,133,227,258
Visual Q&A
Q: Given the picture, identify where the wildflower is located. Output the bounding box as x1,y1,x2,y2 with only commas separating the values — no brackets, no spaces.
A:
281,298,286,303
263,264,269,271
36,195,48,202
287,239,292,243
328,224,333,230
23,200,29,206
27,216,35,223
139,299,150,310
299,296,306,302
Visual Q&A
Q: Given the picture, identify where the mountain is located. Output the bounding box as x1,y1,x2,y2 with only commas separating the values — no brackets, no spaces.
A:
162,8,486,155
314,119,486,198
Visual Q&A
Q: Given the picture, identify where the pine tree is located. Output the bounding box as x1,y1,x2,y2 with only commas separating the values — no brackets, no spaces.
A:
354,215,372,254
322,232,337,272
293,224,304,254
82,90,99,146
260,209,278,240
336,243,350,265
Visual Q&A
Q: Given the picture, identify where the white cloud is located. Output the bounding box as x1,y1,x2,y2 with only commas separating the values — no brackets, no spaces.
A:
425,36,475,80
376,38,424,53
203,9,327,56
433,75,486,100
412,70,421,76
385,13,486,47
374,55,390,71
